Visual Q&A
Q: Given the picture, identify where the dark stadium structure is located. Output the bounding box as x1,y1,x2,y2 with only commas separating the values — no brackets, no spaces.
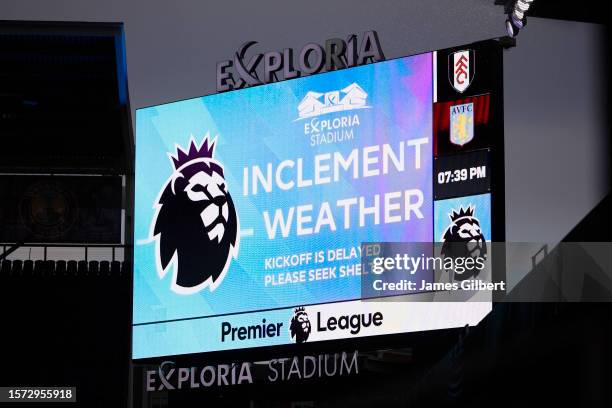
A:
0,21,133,407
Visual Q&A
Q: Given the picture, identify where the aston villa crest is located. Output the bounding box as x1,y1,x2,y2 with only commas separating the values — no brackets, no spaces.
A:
450,102,474,146
448,50,475,93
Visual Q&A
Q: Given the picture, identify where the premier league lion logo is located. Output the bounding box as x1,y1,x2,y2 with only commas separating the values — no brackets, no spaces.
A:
290,307,311,344
440,205,486,281
151,134,239,295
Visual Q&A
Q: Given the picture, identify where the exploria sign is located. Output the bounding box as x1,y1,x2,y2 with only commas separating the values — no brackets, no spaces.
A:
216,31,385,92
145,351,359,391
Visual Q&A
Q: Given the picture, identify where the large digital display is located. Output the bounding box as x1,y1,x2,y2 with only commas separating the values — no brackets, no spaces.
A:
133,41,502,359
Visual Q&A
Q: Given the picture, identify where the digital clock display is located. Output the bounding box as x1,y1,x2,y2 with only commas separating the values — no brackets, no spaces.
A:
437,165,486,184
434,150,491,199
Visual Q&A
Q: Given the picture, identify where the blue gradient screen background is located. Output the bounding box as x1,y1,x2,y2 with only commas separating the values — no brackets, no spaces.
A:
132,52,459,358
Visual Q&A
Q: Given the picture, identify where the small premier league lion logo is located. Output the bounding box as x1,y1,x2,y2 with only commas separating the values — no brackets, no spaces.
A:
440,205,487,281
151,134,239,295
290,307,311,344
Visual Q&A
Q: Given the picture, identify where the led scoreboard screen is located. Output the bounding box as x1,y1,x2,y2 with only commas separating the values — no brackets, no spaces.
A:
133,40,503,359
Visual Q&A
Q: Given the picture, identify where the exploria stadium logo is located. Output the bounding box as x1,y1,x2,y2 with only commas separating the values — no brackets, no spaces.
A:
297,83,369,120
289,307,311,344
150,134,239,295
441,205,487,281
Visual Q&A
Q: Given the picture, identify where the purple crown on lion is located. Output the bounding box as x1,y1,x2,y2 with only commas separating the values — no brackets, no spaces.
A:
170,135,216,170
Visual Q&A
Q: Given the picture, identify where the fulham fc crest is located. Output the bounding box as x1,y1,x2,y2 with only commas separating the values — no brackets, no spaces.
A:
448,50,475,93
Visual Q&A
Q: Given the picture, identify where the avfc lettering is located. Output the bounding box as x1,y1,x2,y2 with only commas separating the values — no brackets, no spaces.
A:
450,103,473,115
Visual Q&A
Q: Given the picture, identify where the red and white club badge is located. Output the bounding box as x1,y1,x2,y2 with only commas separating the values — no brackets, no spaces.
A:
448,50,475,93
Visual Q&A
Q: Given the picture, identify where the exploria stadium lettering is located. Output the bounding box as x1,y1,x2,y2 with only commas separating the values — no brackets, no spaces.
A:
298,82,368,147
304,114,360,147
146,351,359,390
217,31,384,92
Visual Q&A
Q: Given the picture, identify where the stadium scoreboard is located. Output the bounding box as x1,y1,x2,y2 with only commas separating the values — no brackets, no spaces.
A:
133,39,504,359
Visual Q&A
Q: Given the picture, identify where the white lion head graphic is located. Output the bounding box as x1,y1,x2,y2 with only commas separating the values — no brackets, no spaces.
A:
150,134,239,295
